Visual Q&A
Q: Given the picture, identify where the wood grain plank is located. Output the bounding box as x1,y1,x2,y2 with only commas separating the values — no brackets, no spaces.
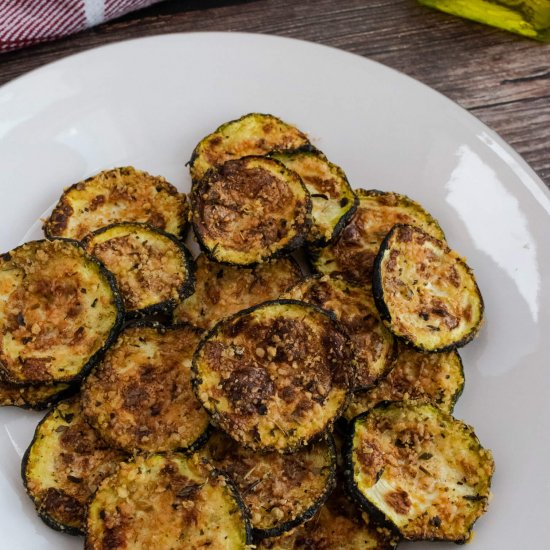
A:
0,0,548,187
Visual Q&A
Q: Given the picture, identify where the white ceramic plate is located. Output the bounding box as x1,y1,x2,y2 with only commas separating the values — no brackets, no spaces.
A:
0,32,549,549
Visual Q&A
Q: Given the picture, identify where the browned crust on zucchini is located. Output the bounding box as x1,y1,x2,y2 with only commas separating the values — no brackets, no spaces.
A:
191,156,311,266
0,239,123,384
83,222,194,317
308,189,445,284
283,275,396,391
82,322,209,453
201,430,336,539
85,453,252,549
345,402,494,543
44,166,189,241
192,300,354,452
344,345,464,421
173,254,303,330
373,224,484,352
189,113,313,182
0,377,73,410
258,485,399,549
270,150,358,246
22,397,126,534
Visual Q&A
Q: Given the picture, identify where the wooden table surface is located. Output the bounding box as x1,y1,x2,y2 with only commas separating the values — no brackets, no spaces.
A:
1,0,548,188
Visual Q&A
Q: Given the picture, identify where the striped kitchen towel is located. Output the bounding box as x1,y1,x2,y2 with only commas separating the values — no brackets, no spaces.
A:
0,0,165,53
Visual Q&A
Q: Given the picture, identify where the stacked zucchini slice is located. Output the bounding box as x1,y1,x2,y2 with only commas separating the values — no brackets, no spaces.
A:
3,112,494,549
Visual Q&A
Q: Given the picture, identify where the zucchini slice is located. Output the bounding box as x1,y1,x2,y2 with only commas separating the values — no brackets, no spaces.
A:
258,486,398,550
191,156,311,266
270,150,358,246
189,113,312,182
0,240,122,384
173,253,303,330
44,166,189,241
346,402,494,542
22,397,127,534
200,430,336,539
82,322,209,453
192,300,354,452
344,345,464,421
373,224,484,351
0,378,72,410
309,189,445,283
83,222,194,316
283,275,396,391
86,453,251,549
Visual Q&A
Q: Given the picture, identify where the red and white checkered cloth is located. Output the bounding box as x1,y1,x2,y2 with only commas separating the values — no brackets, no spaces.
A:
0,0,165,53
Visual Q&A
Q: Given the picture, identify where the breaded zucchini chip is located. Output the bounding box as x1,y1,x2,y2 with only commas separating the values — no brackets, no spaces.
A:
344,345,464,421
44,166,189,241
0,239,122,384
84,222,194,317
201,430,336,539
309,189,445,283
191,156,311,265
271,150,358,246
346,402,494,542
82,322,209,453
173,254,303,330
22,397,126,534
0,378,71,410
86,453,251,549
193,300,354,452
283,275,395,391
373,224,483,351
258,486,398,550
189,113,312,182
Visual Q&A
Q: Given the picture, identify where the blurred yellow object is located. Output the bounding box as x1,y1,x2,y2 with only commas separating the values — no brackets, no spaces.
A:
418,0,550,41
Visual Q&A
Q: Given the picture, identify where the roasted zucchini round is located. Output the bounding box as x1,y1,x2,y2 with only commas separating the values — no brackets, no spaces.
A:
0,239,123,384
44,166,189,241
173,253,303,330
82,322,209,453
258,485,399,550
83,222,194,317
283,275,396,391
270,150,358,246
309,189,445,283
344,345,464,421
86,453,251,549
201,430,336,539
346,402,494,542
373,224,484,351
191,156,311,266
192,300,354,452
22,397,127,535
189,112,312,182
0,378,72,410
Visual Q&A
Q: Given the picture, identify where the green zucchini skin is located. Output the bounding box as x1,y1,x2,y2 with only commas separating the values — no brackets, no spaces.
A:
372,224,484,352
269,150,359,247
0,239,124,385
192,299,354,453
344,402,494,543
191,156,312,267
188,112,315,183
83,222,195,319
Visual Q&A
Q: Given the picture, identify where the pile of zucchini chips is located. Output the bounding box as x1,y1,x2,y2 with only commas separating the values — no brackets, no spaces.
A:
0,113,494,549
